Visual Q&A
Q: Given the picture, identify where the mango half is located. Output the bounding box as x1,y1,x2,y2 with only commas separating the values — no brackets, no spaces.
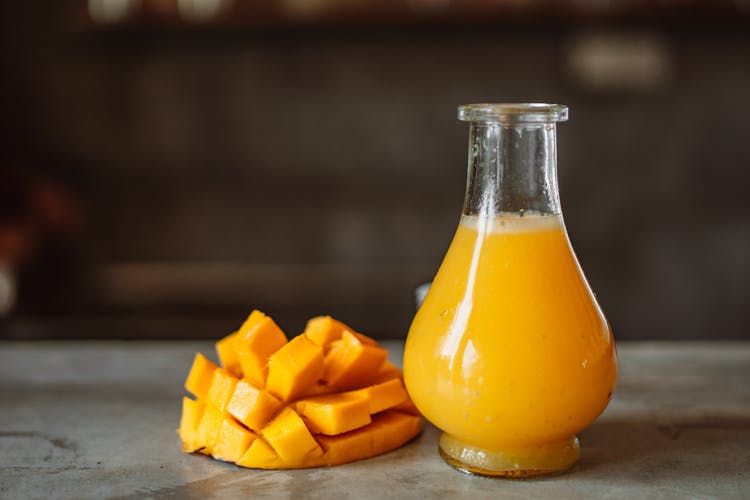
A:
179,311,422,469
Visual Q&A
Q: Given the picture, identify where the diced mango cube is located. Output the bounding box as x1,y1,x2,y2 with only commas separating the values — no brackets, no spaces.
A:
303,316,351,347
261,407,323,463
236,437,282,469
301,381,334,398
185,353,219,400
212,417,256,463
368,411,423,455
206,368,239,413
346,378,408,415
236,316,288,387
315,411,422,466
196,404,225,454
216,332,241,377
391,398,421,416
295,393,371,435
315,424,373,465
266,335,324,402
227,379,282,431
350,331,379,346
373,360,402,383
238,309,268,336
179,397,206,452
324,331,388,390
215,310,267,378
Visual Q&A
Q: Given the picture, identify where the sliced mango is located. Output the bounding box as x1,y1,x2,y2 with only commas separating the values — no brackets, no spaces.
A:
179,397,205,452
237,411,423,469
368,411,423,454
261,407,323,464
227,379,282,432
295,393,371,436
266,334,324,402
212,417,256,463
236,316,288,387
350,331,379,346
216,331,241,378
215,310,267,378
316,411,422,466
206,368,239,413
185,353,218,400
237,309,268,335
179,310,422,470
303,315,351,347
196,404,225,455
347,378,409,415
313,425,373,465
301,381,334,398
237,437,282,469
391,398,421,416
373,360,402,383
324,330,388,390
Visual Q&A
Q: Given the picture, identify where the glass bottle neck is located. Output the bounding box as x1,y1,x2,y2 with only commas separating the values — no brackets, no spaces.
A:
463,122,561,217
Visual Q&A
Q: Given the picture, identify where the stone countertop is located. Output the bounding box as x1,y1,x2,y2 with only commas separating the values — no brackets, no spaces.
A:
1,341,749,499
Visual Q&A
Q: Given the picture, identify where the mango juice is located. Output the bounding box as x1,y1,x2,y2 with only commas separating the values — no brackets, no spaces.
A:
404,214,616,454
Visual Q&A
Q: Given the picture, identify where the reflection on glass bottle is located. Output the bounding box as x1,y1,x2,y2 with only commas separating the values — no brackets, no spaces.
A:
404,104,617,478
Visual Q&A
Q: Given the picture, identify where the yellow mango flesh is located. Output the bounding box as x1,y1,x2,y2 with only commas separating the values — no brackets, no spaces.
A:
350,331,380,346
373,361,402,383
324,331,388,390
227,380,282,432
215,310,266,378
316,411,422,466
178,397,205,452
179,311,422,469
238,309,267,335
206,368,239,413
391,398,421,416
368,411,423,454
314,425,373,465
236,316,288,387
261,407,323,463
266,334,324,402
185,353,218,400
215,332,242,378
237,412,423,469
295,393,371,435
347,378,409,415
212,417,256,463
237,437,282,469
196,404,225,455
303,315,351,347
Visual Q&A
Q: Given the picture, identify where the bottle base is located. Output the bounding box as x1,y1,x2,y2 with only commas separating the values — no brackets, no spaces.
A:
438,433,580,478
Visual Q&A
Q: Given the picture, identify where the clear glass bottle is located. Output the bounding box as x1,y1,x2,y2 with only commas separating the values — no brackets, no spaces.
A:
403,104,617,478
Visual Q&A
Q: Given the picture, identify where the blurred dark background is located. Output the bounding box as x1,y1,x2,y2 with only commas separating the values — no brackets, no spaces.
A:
1,0,748,340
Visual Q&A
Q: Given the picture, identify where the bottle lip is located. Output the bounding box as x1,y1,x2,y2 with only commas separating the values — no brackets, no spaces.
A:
457,103,569,123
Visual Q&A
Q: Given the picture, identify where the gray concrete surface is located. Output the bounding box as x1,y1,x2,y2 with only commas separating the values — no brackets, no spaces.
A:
1,341,749,499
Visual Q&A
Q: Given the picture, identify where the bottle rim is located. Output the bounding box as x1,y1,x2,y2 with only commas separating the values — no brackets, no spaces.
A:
457,103,569,123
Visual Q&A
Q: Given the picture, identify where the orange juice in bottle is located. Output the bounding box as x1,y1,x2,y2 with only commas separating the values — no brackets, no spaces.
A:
404,104,616,477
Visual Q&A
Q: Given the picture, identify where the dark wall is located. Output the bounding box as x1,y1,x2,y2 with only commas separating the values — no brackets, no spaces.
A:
1,3,748,339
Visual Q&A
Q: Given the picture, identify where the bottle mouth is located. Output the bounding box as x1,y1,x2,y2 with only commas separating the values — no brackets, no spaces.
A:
457,103,569,124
